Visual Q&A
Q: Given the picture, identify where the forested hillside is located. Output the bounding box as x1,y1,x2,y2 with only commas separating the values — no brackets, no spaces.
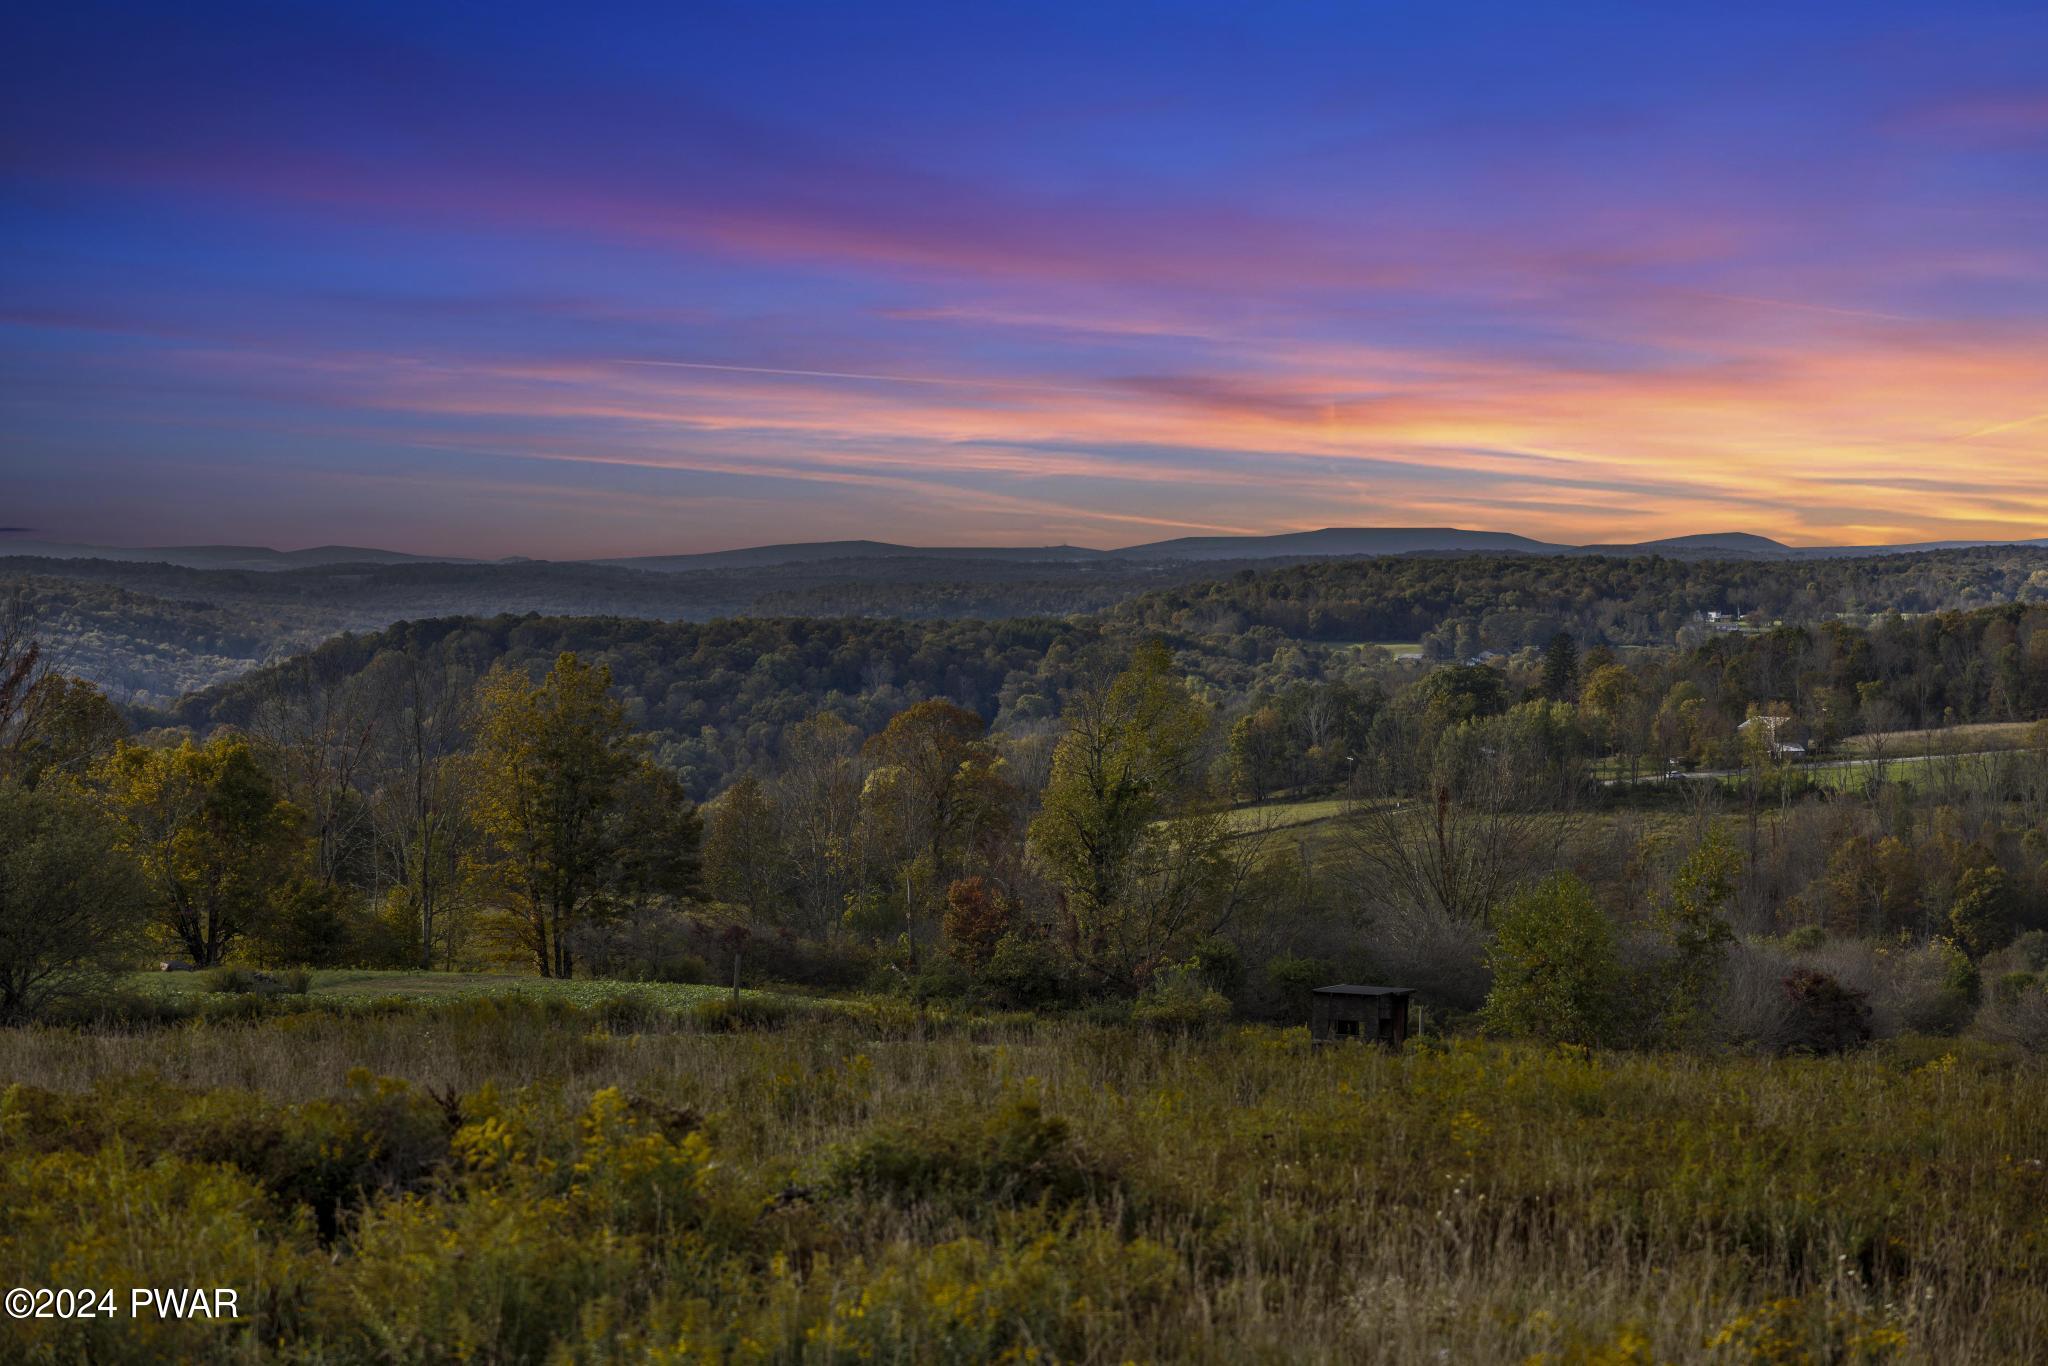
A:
149,599,2048,809
1114,546,2048,652
154,613,1321,797
13,545,2048,705
2,553,1246,702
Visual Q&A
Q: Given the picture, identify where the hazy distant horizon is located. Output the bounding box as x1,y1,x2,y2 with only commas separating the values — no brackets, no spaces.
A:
8,523,2048,567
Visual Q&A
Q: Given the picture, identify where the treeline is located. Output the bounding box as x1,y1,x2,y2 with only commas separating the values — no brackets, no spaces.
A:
1112,546,2048,650
1,552,1250,702
8,586,2048,1055
155,600,2048,817
154,613,1322,799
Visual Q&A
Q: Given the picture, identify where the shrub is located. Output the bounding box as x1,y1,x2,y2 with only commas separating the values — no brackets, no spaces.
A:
1482,874,1621,1047
2007,929,2048,971
941,876,1013,970
1948,865,2016,958
980,931,1072,1008
1131,968,1232,1034
1779,969,1873,1054
203,966,273,995
1993,971,2040,1006
1780,924,1828,952
824,1097,1113,1210
689,994,796,1032
1711,944,1800,1052
1976,980,2048,1052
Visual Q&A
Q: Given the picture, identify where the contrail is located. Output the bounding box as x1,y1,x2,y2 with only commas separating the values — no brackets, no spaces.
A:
1692,292,1920,324
1964,409,2048,439
605,357,1101,395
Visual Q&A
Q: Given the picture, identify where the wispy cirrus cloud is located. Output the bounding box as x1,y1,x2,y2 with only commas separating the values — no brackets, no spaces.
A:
3,0,2044,554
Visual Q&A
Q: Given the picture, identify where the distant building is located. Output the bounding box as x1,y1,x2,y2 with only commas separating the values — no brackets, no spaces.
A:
1738,714,1806,757
1310,985,1415,1046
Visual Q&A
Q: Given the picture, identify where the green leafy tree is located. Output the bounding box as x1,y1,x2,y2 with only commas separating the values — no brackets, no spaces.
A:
1029,642,1227,989
607,760,703,913
6,675,127,788
97,736,303,967
0,780,146,1020
860,700,1010,939
1948,865,2015,959
702,773,789,923
1226,706,1288,801
465,653,641,977
1654,831,1738,1045
1482,873,1621,1047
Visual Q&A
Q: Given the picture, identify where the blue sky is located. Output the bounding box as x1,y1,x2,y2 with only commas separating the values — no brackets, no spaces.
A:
4,0,2045,554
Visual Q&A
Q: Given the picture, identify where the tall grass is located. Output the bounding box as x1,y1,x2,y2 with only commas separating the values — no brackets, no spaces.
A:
2,1001,2043,1362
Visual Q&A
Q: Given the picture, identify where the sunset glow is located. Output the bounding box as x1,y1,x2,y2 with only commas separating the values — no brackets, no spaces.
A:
4,0,2045,555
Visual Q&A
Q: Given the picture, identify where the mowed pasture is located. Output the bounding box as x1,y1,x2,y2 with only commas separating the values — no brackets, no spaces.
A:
1838,721,2041,755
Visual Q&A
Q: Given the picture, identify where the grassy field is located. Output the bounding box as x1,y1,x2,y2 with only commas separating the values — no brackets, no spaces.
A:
1218,795,1352,835
1,997,2043,1362
1322,641,1426,659
127,968,761,1009
1838,721,2039,755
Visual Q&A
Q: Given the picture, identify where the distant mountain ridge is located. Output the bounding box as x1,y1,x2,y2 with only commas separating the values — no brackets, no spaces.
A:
9,527,2048,572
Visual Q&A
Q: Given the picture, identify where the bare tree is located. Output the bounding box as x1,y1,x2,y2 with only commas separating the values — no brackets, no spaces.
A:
250,664,386,885
366,647,476,968
1340,720,1579,930
773,712,865,937
0,588,52,781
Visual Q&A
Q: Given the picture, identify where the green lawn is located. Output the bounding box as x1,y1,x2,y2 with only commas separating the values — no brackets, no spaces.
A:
128,968,764,1009
1218,795,1352,835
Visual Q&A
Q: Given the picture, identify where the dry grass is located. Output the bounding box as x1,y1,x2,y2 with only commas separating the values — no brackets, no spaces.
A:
1837,721,2039,755
3,1000,2045,1362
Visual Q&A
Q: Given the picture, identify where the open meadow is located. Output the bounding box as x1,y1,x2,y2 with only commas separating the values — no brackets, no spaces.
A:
4,990,2046,1364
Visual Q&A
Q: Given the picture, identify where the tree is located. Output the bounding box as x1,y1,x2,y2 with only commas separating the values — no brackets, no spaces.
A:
6,675,126,788
702,774,788,923
1541,632,1580,703
1342,711,1567,929
1029,642,1236,989
465,653,642,977
1226,707,1288,802
775,712,864,937
860,700,1008,940
366,645,475,969
249,659,386,886
607,760,703,913
1948,865,2015,959
97,736,303,967
941,875,1013,970
1822,833,1920,936
0,590,57,785
1482,873,1621,1047
0,780,145,1021
1654,830,1737,1045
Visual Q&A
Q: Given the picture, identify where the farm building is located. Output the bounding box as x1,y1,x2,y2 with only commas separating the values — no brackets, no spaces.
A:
1310,984,1415,1046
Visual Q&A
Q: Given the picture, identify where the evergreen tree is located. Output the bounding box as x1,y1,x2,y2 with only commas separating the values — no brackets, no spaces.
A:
1541,631,1580,702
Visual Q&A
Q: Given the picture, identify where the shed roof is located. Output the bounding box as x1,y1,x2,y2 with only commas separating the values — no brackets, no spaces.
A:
1312,984,1413,997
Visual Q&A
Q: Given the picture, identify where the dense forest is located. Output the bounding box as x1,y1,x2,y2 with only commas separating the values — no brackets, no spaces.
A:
13,544,2048,705
1114,545,2048,652
146,600,2048,803
3,553,1239,702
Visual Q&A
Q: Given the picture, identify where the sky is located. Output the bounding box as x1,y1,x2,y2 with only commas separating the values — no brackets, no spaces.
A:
3,0,2046,558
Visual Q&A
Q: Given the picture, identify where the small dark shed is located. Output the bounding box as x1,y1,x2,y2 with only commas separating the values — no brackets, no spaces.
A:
1310,984,1415,1046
